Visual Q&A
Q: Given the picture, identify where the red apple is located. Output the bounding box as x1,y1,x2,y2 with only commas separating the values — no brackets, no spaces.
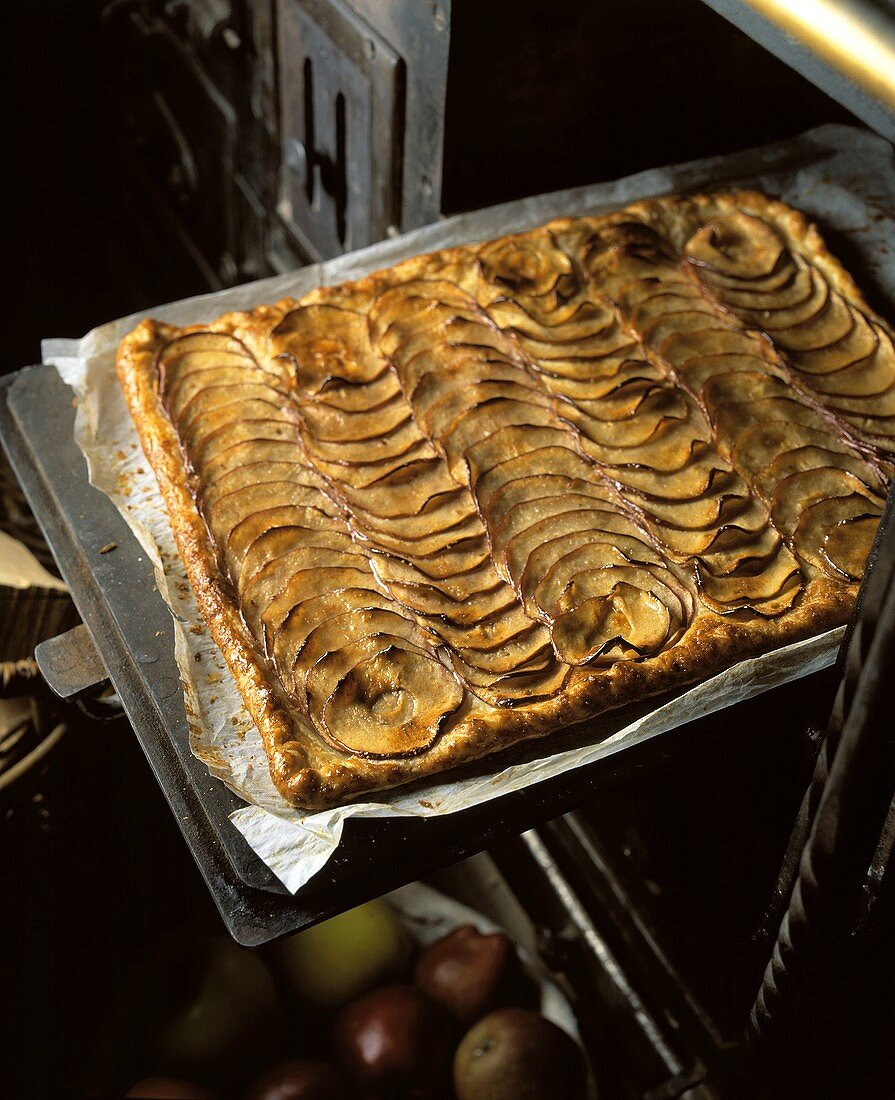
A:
245,1060,350,1100
413,925,536,1023
332,984,455,1097
125,1078,215,1098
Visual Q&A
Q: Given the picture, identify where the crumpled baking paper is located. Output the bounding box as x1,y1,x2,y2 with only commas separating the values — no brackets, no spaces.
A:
45,124,893,892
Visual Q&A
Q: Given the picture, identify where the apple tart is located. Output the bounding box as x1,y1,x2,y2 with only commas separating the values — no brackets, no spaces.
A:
117,191,894,809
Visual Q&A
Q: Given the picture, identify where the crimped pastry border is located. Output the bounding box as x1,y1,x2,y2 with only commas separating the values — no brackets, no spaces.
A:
116,191,879,810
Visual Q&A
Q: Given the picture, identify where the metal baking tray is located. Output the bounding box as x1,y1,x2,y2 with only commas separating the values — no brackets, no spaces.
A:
3,124,893,944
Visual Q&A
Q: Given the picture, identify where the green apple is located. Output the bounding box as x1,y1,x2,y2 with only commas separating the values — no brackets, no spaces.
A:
152,936,280,1076
271,899,413,1009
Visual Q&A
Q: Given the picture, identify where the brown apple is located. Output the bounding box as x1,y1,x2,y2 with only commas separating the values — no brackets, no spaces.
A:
453,1008,587,1100
245,1059,351,1100
332,983,455,1097
413,925,537,1024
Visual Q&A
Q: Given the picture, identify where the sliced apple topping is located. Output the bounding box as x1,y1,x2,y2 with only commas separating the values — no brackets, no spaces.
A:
269,301,572,703
317,643,464,757
370,278,694,664
683,215,895,455
156,330,469,756
471,227,791,619
590,235,885,588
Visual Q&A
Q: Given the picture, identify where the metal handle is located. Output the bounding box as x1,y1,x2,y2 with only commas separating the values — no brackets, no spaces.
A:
35,623,110,702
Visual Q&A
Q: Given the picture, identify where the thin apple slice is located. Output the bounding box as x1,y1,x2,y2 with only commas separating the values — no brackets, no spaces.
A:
536,359,659,402
731,421,854,479
474,446,597,510
293,606,439,699
370,554,502,604
300,394,411,443
193,418,300,469
202,461,319,508
807,334,895,398
181,399,293,452
301,417,424,466
173,381,287,430
348,492,478,542
820,511,880,582
242,545,371,625
718,258,814,313
304,635,463,755
271,589,399,676
239,527,359,597
309,369,402,414
226,504,342,572
273,303,389,391
337,459,458,519
370,536,492,583
258,566,377,653
443,400,563,462
756,445,880,504
348,516,485,559
770,466,880,541
696,549,802,617
207,480,336,543
682,213,786,280
420,380,553,439
641,309,734,357
792,312,880,374
410,357,527,414
659,328,777,372
376,576,517,627
767,285,855,354
201,439,309,486
166,369,289,419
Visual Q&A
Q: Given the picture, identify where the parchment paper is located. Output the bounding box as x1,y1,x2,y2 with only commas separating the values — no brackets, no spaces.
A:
45,124,894,892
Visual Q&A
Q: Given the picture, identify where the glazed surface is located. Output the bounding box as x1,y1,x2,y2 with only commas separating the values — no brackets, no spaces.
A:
117,192,893,808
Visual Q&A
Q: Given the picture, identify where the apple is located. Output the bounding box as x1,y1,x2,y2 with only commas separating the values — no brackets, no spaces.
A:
413,925,536,1023
453,1008,587,1100
125,1078,215,1098
150,936,280,1077
271,899,413,1010
245,1059,351,1100
332,983,455,1097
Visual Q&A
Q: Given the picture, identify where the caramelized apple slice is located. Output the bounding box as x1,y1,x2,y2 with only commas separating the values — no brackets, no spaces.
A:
258,566,376,651
226,504,342,573
305,636,463,755
239,527,360,597
274,303,388,390
166,370,289,419
202,461,319,508
208,481,333,542
683,213,786,280
301,395,411,443
821,512,880,581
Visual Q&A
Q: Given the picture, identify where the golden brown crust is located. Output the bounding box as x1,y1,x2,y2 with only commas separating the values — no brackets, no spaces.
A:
116,191,892,809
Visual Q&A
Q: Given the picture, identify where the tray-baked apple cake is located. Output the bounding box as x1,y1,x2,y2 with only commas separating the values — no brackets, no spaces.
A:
117,192,894,809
